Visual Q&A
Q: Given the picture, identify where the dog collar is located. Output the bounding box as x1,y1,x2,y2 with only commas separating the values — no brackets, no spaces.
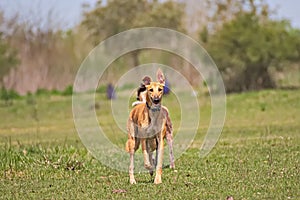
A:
146,102,161,112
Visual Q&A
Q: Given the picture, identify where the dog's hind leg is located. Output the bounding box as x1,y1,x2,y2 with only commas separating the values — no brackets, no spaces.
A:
166,132,175,169
148,151,154,176
162,106,175,169
126,136,136,184
129,148,136,184
146,139,155,176
141,138,152,170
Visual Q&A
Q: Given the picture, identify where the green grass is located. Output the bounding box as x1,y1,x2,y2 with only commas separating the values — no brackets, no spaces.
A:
0,89,299,199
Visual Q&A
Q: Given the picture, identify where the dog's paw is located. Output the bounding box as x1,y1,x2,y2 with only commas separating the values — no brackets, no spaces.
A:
130,178,137,184
170,163,175,169
144,163,153,170
154,175,162,184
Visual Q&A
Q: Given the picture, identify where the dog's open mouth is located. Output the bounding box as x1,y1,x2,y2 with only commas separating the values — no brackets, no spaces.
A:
153,98,161,104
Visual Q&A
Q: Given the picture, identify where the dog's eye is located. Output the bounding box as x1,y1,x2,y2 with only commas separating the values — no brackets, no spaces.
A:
158,88,162,92
149,88,153,92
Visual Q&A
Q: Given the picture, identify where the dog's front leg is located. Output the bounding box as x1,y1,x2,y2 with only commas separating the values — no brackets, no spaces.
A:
127,120,136,184
154,135,164,184
154,119,166,184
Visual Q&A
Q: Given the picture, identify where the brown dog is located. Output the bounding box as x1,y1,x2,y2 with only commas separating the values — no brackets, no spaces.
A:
132,75,175,170
126,69,172,184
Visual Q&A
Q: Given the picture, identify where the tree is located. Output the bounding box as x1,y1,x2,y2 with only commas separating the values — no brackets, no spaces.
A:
206,12,300,92
200,0,270,33
0,8,91,94
81,0,185,66
0,33,18,86
0,9,18,85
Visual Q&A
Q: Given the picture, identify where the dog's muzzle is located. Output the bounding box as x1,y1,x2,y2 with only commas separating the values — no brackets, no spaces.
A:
153,98,161,104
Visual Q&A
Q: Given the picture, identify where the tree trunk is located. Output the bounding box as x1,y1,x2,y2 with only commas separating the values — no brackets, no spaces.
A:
244,64,276,91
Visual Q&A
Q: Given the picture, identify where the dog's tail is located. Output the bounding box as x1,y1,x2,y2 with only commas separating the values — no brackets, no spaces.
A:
131,101,143,107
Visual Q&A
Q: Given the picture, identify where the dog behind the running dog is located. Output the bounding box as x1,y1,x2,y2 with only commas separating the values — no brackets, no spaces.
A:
126,69,173,184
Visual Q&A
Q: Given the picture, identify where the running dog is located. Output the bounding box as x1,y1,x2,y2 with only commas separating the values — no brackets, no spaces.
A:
126,69,173,184
132,75,175,169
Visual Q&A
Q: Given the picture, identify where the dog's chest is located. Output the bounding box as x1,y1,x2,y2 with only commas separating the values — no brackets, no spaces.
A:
146,110,164,136
136,109,164,138
149,109,161,121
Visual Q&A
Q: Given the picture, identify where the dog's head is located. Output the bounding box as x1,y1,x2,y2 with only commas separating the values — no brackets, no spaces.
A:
145,69,165,105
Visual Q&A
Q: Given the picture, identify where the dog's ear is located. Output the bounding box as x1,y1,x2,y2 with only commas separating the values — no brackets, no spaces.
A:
156,68,165,85
142,76,152,85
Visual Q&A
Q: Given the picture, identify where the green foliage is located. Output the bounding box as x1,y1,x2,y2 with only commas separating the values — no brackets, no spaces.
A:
0,87,20,105
1,0,300,94
83,0,148,41
199,26,209,44
0,33,18,84
142,0,185,32
35,87,73,96
82,0,186,43
0,9,91,94
49,89,61,96
62,85,73,96
96,85,107,93
36,89,51,96
25,93,36,106
207,12,300,92
81,0,187,78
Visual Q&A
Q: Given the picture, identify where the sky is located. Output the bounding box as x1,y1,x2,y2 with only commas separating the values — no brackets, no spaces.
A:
0,0,299,29
265,0,300,28
0,0,98,29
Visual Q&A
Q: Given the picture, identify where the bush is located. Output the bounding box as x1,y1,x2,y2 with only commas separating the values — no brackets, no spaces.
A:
0,88,20,105
206,12,300,92
96,85,106,94
62,85,73,96
36,88,50,96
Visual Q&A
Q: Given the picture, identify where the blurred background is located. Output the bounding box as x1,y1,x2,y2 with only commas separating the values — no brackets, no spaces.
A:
0,0,299,95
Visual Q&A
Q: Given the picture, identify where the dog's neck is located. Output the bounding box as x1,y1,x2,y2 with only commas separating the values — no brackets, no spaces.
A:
146,100,163,135
146,101,161,112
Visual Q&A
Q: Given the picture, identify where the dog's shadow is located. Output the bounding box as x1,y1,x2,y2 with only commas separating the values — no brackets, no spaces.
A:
163,164,171,169
138,179,154,184
137,164,172,184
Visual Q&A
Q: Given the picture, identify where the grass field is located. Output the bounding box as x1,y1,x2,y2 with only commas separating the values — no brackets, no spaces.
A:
0,89,299,199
